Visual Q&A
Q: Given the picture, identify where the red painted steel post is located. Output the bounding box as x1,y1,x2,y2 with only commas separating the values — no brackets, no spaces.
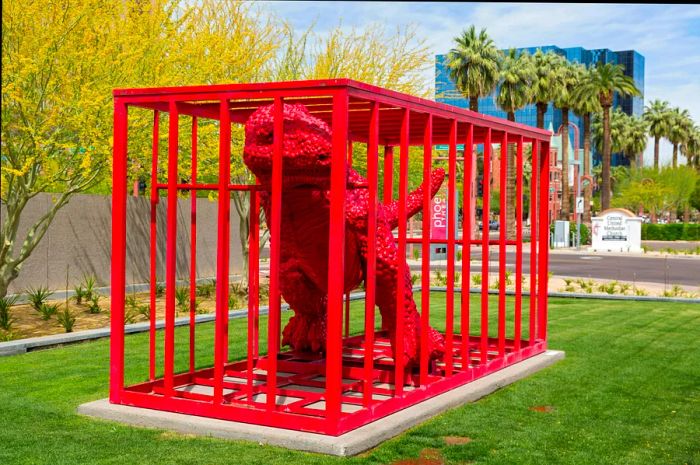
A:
266,97,284,411
498,132,507,357
383,145,394,204
149,111,159,382
164,101,179,396
515,136,524,351
445,120,457,376
461,123,474,369
345,141,353,338
214,100,231,405
480,128,491,364
363,101,379,407
326,90,349,430
189,117,198,374
420,115,432,385
395,109,410,396
537,140,551,342
247,189,260,402
529,141,539,343
110,99,128,404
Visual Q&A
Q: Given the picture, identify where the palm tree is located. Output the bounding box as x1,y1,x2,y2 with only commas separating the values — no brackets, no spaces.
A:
445,25,502,112
622,115,648,171
495,48,535,238
668,108,693,168
530,50,566,128
573,63,640,210
643,100,672,171
553,61,584,219
572,65,602,222
682,125,700,169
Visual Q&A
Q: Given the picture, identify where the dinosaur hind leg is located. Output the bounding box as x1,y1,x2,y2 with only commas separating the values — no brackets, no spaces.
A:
278,263,328,353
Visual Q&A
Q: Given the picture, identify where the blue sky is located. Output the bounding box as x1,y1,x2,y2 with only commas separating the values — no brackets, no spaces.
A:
259,2,700,166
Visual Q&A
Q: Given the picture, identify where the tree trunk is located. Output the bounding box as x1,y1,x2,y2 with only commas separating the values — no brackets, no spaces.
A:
561,108,570,220
469,97,479,113
506,111,516,240
654,136,660,171
536,102,547,129
683,203,690,223
672,144,678,168
583,113,592,223
601,105,612,210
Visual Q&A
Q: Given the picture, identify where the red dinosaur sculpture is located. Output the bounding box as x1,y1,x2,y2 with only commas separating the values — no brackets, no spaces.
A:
243,103,445,366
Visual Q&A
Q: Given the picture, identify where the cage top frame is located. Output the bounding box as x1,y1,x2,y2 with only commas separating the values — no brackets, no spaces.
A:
113,78,552,147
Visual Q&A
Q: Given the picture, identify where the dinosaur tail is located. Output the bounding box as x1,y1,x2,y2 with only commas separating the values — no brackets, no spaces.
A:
385,168,445,230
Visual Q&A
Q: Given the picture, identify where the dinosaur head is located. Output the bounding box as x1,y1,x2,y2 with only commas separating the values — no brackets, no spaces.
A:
243,103,333,188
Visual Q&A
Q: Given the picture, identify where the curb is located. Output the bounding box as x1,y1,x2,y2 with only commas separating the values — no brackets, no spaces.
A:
3,288,697,357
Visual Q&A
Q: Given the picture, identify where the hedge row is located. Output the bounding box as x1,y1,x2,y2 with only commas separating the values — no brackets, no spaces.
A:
641,223,700,241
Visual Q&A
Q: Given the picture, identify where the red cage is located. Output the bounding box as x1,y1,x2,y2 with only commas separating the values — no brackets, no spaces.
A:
110,79,552,436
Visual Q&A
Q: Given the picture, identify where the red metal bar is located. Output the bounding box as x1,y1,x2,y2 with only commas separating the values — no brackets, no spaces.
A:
498,131,507,357
109,99,128,403
529,141,539,343
164,101,179,396
461,123,474,368
155,183,256,191
214,100,231,404
326,90,349,431
480,128,491,364
537,141,551,342
383,145,394,204
395,109,409,396
445,119,457,376
247,190,260,402
266,97,284,411
189,116,198,374
515,136,524,351
363,101,379,408
419,114,432,386
149,111,159,381
345,140,354,338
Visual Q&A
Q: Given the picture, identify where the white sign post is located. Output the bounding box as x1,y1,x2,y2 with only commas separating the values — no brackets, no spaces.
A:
590,208,643,253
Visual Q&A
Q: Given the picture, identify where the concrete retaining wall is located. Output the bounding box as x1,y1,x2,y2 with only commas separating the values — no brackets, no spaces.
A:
1,192,244,294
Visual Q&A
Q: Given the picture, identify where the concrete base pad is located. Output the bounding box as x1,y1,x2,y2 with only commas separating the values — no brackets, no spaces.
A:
78,350,564,456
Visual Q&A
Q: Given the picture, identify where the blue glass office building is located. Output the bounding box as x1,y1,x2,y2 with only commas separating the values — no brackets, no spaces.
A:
435,46,644,166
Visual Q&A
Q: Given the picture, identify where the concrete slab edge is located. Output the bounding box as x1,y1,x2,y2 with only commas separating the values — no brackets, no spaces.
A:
77,350,565,456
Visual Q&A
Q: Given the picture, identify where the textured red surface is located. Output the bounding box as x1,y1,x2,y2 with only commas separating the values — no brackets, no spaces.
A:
244,103,446,365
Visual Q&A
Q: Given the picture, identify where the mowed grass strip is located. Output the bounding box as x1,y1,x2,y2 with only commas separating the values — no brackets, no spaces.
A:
0,295,698,465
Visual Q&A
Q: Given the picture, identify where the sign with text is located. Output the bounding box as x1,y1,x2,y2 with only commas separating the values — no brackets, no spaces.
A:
591,208,642,253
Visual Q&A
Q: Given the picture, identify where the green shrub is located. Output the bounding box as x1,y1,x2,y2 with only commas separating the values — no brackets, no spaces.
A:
0,296,18,331
26,286,53,311
471,273,482,286
56,307,76,333
38,303,60,321
73,285,87,305
81,275,97,301
642,223,700,241
87,294,101,314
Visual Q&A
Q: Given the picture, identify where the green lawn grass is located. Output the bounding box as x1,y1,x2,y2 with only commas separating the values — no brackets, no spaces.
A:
1,294,699,465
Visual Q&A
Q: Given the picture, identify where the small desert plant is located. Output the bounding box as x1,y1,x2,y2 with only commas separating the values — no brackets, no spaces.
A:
175,287,189,313
633,287,649,296
504,270,514,286
412,248,420,260
56,307,77,333
155,283,165,298
26,286,53,311
471,273,482,286
124,307,138,324
563,278,574,287
434,270,448,286
0,330,19,342
490,278,501,290
454,271,461,284
38,303,60,321
0,296,18,331
597,281,619,295
618,283,632,295
87,294,102,314
456,250,462,261
228,293,242,309
73,285,87,305
410,273,420,286
196,279,216,298
662,285,695,298
81,275,97,301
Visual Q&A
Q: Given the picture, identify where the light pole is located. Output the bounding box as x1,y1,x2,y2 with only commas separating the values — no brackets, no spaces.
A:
556,122,581,249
